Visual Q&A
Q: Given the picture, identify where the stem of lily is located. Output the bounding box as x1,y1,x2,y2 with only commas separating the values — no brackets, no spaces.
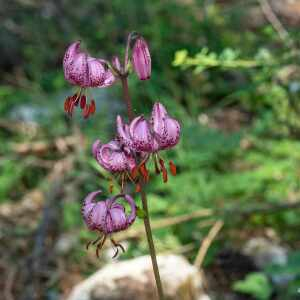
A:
120,76,165,300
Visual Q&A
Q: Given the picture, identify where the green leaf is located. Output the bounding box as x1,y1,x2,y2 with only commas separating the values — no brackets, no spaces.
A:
233,272,272,300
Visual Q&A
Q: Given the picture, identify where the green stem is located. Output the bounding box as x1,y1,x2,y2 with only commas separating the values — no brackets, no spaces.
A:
140,187,165,300
121,77,134,122
120,76,165,300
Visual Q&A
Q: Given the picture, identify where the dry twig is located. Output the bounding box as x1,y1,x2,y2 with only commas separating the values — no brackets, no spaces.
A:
194,220,224,269
259,0,295,49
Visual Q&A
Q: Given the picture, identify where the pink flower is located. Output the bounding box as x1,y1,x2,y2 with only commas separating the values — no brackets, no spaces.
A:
117,102,180,183
117,102,180,153
82,190,136,257
92,139,136,173
151,102,181,150
132,37,151,80
63,41,115,118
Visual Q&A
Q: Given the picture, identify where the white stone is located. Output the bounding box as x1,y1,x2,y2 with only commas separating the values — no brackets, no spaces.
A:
67,255,207,300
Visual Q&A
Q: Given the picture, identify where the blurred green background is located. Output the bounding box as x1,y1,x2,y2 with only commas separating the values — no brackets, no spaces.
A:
1,0,300,299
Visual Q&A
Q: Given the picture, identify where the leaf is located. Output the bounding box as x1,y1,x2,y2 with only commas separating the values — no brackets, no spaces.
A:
233,272,272,300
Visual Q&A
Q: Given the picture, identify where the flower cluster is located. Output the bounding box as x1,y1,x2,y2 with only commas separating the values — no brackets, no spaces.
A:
63,33,180,258
63,34,151,119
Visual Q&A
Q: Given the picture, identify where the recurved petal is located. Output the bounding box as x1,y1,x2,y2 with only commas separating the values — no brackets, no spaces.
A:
108,207,127,232
67,52,89,87
157,117,181,150
96,141,128,172
92,139,102,158
112,56,122,73
87,57,106,87
82,190,103,230
63,41,81,71
101,69,116,87
123,194,137,225
116,115,132,148
88,201,107,231
129,116,154,152
151,102,168,137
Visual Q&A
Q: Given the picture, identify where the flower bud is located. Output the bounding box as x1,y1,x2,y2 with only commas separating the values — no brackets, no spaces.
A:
132,37,151,80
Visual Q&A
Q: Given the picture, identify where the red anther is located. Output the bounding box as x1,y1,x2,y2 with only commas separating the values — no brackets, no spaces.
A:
74,96,80,106
82,104,90,119
169,160,177,176
159,158,168,183
90,99,96,114
64,97,71,112
140,163,149,182
71,93,78,101
135,183,141,193
68,100,75,116
80,95,86,109
131,166,139,180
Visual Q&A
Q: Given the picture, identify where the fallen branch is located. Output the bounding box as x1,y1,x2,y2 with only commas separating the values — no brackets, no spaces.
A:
194,220,224,269
259,0,295,49
12,135,84,156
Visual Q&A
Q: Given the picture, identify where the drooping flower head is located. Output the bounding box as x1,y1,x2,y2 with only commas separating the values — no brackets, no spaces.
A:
92,139,136,191
132,37,151,80
63,41,115,118
117,102,180,183
82,190,136,257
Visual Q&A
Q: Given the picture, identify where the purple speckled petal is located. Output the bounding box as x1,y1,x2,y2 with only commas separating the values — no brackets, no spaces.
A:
87,57,106,87
63,41,81,85
63,41,115,88
112,56,122,73
157,117,180,149
95,140,129,172
67,52,89,87
116,115,133,148
151,102,167,138
132,37,151,80
89,201,107,231
108,207,127,232
92,139,102,158
82,190,108,231
129,116,154,152
101,69,116,87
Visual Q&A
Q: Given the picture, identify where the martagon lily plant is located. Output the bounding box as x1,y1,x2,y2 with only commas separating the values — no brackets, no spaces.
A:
63,32,181,300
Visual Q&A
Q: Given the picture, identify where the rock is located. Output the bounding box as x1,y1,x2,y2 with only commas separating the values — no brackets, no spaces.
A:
242,237,288,269
67,254,208,300
242,237,294,287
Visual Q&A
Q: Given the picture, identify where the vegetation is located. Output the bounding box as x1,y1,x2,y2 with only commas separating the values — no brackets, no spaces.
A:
1,1,300,299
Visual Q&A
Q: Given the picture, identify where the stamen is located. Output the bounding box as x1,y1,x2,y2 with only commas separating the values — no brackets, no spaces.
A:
64,97,71,112
109,178,114,194
96,235,107,258
111,238,125,258
169,160,177,176
131,166,139,180
140,163,149,183
82,104,90,119
159,158,168,183
86,235,103,250
89,99,96,115
112,247,119,259
80,95,87,109
153,155,161,174
135,183,141,193
68,100,75,116
121,173,125,192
